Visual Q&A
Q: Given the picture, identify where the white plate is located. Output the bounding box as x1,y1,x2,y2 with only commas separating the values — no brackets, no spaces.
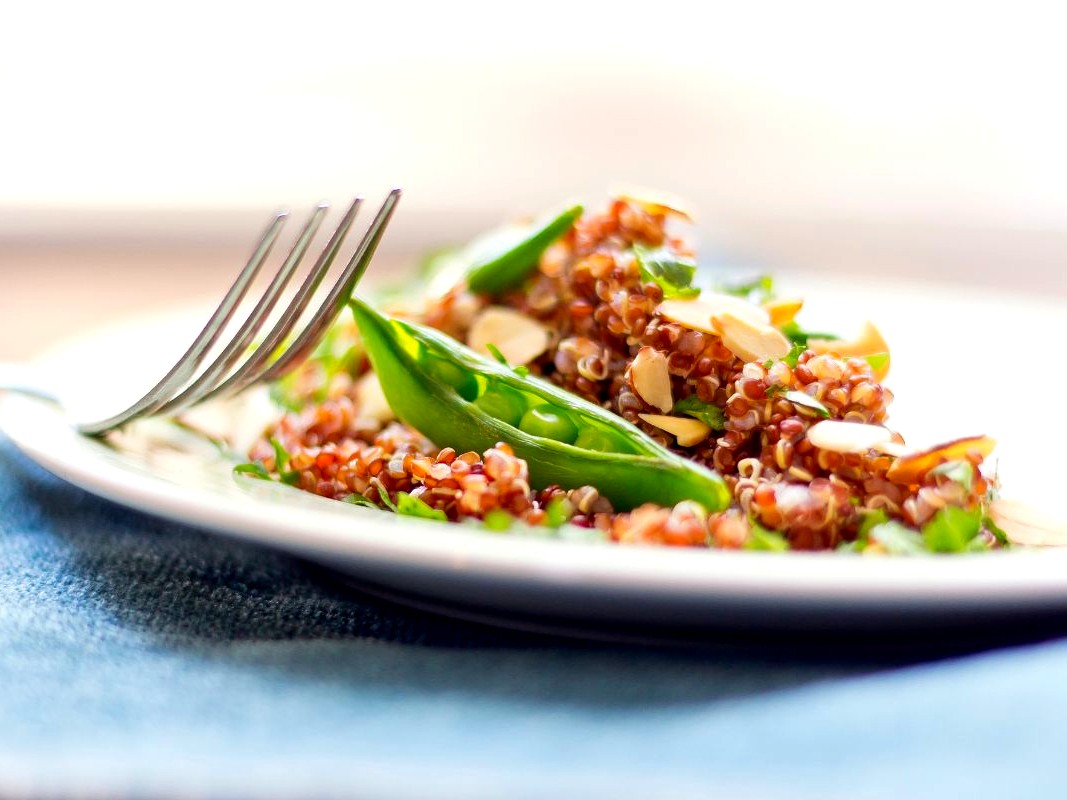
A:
3,279,1067,636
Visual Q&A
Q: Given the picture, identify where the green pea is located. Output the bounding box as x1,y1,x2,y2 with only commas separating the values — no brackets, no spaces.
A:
519,406,578,444
573,426,622,454
422,353,478,401
473,385,527,427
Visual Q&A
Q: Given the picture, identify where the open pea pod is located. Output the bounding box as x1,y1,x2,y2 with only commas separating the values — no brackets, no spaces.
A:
350,298,730,513
466,204,582,295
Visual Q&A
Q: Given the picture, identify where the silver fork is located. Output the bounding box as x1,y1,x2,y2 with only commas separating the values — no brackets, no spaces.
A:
0,189,401,436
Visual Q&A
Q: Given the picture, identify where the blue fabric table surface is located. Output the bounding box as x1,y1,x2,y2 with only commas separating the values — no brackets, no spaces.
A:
2,435,1066,800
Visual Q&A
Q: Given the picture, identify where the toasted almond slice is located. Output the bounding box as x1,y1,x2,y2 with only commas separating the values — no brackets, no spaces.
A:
657,293,770,335
467,306,549,365
871,440,914,458
807,420,894,454
885,435,997,485
763,297,804,327
810,321,891,381
638,413,712,447
614,186,694,221
989,499,1067,547
712,312,792,363
629,347,673,413
354,371,395,422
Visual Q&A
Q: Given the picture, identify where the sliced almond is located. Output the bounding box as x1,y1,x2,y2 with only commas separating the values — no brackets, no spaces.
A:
629,346,673,413
763,297,804,328
885,435,997,485
657,293,770,335
638,413,712,447
712,312,792,363
467,306,549,366
810,321,891,381
354,371,395,423
871,440,914,458
807,420,894,454
989,499,1067,547
615,186,694,221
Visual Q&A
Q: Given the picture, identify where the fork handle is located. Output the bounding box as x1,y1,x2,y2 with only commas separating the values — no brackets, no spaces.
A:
0,362,60,404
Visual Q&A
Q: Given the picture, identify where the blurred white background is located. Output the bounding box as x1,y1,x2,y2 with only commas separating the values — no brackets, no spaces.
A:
1,0,1065,358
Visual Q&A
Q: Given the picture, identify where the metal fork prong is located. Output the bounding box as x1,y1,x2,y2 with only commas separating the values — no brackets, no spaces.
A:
257,188,401,384
204,196,364,402
77,211,289,436
150,203,331,418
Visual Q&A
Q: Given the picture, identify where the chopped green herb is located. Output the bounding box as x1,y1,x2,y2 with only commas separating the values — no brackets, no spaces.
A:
745,522,790,552
233,462,271,480
780,321,840,346
672,396,726,431
865,353,890,374
869,521,926,555
396,492,448,521
544,497,569,528
375,484,399,513
857,507,890,539
483,509,514,532
633,243,700,299
269,438,301,485
782,390,831,418
929,460,975,492
921,505,982,553
342,493,379,509
719,275,774,304
983,514,1011,547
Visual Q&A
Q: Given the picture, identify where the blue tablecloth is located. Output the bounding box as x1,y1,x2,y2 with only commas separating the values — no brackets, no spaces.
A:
2,435,1065,799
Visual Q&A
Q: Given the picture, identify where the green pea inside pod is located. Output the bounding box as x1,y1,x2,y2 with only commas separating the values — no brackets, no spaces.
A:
473,384,528,427
421,350,478,401
518,405,579,444
573,426,625,454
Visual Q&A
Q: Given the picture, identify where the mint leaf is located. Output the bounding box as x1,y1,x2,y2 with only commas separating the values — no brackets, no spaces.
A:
921,506,982,553
983,514,1011,547
374,484,399,513
780,321,840,346
857,507,890,540
672,396,726,430
543,497,569,528
233,462,272,480
483,509,514,532
929,460,975,492
718,275,774,304
342,493,379,509
633,243,700,299
396,492,447,521
745,522,790,552
869,521,926,555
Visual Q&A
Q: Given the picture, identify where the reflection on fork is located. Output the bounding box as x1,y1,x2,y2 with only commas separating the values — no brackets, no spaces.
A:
1,189,401,436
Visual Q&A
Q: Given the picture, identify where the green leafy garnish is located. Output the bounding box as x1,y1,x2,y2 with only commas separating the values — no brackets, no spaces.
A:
865,353,890,374
929,460,975,492
779,321,840,346
744,522,790,552
269,438,301,485
396,492,448,521
633,243,700,299
233,462,271,480
483,509,515,532
374,484,398,512
869,521,926,555
781,390,831,418
672,396,726,431
857,507,890,539
342,493,379,509
543,496,569,528
983,514,1010,546
719,275,774,304
921,506,982,553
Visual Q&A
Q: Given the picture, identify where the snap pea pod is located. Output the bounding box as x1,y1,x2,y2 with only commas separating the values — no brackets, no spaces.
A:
466,204,582,295
350,298,730,512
